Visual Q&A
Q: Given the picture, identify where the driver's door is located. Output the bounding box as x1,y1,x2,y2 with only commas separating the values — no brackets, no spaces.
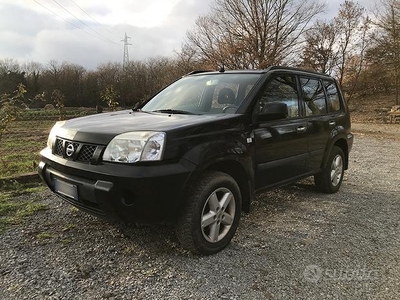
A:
254,75,309,189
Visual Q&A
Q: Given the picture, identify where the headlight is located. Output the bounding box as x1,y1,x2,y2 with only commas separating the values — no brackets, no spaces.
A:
103,131,166,163
47,121,65,149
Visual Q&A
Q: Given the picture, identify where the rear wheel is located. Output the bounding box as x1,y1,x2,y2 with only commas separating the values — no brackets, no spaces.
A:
314,146,345,194
175,171,242,255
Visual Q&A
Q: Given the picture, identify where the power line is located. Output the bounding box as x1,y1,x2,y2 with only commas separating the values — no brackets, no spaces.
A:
69,0,121,40
52,0,118,45
32,0,118,46
33,0,88,33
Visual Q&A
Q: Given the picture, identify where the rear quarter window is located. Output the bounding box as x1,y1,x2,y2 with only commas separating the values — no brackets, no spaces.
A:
324,81,342,112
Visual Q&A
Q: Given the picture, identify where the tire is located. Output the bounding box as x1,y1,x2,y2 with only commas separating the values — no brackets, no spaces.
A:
314,146,345,194
175,171,242,255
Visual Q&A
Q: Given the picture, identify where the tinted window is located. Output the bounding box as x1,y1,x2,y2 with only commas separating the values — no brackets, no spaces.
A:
324,80,341,112
259,76,299,118
300,78,327,116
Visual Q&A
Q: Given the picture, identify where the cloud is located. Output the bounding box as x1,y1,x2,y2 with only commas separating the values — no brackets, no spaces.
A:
0,3,58,60
0,1,215,69
28,28,117,69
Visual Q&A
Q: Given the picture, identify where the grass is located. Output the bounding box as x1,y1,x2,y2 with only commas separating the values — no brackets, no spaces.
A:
0,119,52,178
0,108,97,178
36,232,55,239
0,180,48,232
0,108,98,231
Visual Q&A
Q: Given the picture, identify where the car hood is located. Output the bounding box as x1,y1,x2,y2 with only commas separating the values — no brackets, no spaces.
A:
55,110,242,145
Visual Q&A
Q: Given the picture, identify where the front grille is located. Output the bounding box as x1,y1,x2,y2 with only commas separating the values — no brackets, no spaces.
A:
54,138,99,164
78,145,97,162
55,139,63,156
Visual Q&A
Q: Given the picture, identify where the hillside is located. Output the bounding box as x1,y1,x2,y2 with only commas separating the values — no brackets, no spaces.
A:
349,93,399,124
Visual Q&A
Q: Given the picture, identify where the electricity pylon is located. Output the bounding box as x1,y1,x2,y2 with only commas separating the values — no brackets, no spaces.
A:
121,32,131,70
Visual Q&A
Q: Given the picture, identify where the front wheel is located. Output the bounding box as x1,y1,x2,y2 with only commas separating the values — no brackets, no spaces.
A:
314,146,345,194
175,171,242,255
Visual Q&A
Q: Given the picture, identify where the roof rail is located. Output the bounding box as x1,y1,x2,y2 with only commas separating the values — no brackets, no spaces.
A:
268,66,329,76
183,70,213,77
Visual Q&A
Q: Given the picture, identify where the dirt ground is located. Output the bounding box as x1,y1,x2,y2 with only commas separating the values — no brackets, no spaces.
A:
351,122,400,140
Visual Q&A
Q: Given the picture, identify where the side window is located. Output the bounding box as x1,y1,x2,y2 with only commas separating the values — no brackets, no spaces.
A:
324,80,342,112
259,76,299,118
300,78,327,116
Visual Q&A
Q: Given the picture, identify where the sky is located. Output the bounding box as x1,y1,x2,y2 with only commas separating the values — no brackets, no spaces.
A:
0,0,376,70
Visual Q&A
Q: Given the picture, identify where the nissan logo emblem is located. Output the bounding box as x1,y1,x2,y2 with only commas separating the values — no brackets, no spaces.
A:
66,144,75,157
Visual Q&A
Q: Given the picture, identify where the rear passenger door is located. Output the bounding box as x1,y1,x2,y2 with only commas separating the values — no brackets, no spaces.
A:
254,75,309,189
299,77,340,172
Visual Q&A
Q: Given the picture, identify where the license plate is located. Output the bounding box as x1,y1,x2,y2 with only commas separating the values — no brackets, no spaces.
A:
54,178,78,201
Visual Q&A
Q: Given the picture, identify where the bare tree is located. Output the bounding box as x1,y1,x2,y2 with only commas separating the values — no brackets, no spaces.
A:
122,61,149,105
46,60,62,89
59,62,86,106
300,0,369,102
22,61,43,97
96,62,122,89
369,0,400,105
301,21,338,74
341,16,370,102
174,44,209,74
334,0,366,86
185,0,325,69
0,58,20,74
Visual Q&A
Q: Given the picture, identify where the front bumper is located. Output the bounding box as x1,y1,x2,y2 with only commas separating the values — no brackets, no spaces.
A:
38,148,196,224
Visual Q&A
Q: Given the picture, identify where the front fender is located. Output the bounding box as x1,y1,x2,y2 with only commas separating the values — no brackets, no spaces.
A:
181,137,255,213
182,138,250,168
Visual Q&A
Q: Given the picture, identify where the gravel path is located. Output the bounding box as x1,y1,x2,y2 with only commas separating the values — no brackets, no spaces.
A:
1,124,399,300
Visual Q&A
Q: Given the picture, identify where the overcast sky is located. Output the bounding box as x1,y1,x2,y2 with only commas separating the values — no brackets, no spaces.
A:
0,0,376,70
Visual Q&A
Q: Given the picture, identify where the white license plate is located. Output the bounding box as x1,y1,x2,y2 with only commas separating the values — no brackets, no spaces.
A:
54,178,78,201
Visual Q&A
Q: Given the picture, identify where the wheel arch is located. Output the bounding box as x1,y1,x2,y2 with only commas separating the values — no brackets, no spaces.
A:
322,137,348,170
333,138,349,170
206,160,253,213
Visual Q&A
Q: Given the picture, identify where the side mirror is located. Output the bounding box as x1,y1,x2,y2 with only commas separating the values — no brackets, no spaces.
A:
258,102,288,122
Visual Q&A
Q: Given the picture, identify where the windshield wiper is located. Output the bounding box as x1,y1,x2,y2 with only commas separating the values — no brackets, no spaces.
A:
150,109,196,115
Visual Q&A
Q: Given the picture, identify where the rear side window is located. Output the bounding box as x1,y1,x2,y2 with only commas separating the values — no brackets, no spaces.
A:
259,76,299,118
324,80,342,112
300,78,327,116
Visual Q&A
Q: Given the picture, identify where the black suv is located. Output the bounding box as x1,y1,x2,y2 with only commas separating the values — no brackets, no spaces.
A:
38,67,353,254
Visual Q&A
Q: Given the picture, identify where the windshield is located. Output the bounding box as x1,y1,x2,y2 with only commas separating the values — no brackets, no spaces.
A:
141,73,262,114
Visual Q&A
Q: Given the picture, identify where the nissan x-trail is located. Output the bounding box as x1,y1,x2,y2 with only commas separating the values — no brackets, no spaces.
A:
39,66,353,254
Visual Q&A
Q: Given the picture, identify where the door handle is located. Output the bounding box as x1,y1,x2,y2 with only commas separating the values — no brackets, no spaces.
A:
297,126,307,133
329,120,336,127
